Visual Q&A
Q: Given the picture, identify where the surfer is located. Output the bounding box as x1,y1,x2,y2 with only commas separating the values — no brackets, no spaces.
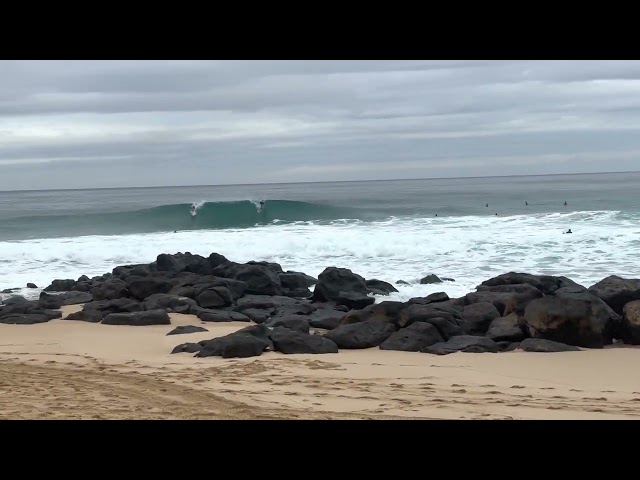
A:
564,229,572,234
525,201,528,206
257,201,265,213
486,203,489,208
564,201,567,206
190,203,197,216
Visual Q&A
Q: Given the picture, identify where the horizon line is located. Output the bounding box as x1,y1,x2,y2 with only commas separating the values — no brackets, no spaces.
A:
1,169,639,194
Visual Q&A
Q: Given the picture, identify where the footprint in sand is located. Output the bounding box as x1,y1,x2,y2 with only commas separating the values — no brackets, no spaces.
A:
510,385,526,389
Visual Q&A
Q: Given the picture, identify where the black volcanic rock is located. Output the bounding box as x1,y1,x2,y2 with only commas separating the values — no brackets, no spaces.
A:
324,319,397,349
379,322,443,352
524,293,619,348
486,313,526,342
102,309,170,326
196,310,251,323
365,279,398,295
126,276,173,301
266,316,310,334
166,325,208,336
312,267,368,302
270,327,339,354
460,302,501,335
420,274,442,284
588,275,640,315
422,335,499,355
519,338,580,352
43,279,77,292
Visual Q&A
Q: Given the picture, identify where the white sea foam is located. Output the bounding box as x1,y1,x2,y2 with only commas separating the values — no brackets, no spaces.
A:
1,211,639,301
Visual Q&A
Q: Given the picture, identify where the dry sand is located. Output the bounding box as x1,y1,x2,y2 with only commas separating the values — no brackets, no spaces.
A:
1,304,639,419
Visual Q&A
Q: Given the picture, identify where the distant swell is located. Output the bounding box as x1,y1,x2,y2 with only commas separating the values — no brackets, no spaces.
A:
1,200,362,240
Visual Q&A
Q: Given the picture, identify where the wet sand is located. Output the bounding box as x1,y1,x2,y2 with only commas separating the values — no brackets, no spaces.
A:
0,305,639,419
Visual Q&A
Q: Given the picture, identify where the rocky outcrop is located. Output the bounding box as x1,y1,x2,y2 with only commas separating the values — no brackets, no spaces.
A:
43,279,77,292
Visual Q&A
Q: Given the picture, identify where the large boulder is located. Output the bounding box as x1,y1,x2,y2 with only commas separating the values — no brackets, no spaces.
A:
312,267,368,302
213,263,283,296
112,264,153,280
195,287,233,308
143,293,198,314
0,314,54,324
126,276,173,300
379,322,443,352
341,301,407,326
279,272,317,290
588,275,640,315
464,286,542,316
196,310,251,323
102,309,170,326
366,279,398,295
622,300,640,344
486,313,526,342
65,298,144,322
461,302,501,335
266,316,310,334
408,292,450,305
171,342,203,354
90,278,130,301
519,338,580,352
420,274,442,284
166,325,208,336
307,308,345,330
324,319,397,349
397,304,463,339
479,272,584,295
270,327,338,354
422,335,499,355
43,279,77,292
156,252,215,276
196,327,270,358
38,291,93,309
524,293,619,348
335,293,375,310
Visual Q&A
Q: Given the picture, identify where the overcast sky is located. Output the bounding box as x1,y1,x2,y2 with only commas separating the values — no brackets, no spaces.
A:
2,60,640,190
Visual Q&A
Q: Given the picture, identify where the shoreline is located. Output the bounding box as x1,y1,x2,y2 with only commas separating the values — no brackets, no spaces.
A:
0,307,638,420
2,251,640,419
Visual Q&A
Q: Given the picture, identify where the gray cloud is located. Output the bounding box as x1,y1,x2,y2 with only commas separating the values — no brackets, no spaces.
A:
1,60,639,190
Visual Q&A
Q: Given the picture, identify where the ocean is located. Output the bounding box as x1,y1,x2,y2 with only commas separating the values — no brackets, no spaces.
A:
1,172,639,302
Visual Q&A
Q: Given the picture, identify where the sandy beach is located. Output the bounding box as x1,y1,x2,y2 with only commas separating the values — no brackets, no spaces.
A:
0,305,638,420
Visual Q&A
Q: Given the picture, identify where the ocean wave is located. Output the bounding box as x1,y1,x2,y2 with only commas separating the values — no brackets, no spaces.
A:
0,200,362,240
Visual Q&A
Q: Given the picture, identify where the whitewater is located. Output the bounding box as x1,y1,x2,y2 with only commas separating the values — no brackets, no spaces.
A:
1,173,639,301
2,209,639,302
